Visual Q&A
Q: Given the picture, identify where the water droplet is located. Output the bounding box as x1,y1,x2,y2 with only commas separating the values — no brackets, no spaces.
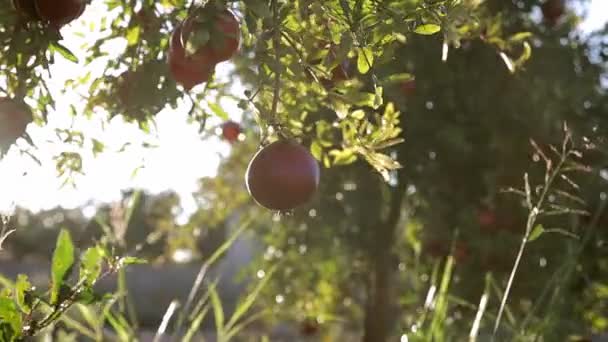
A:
599,169,608,181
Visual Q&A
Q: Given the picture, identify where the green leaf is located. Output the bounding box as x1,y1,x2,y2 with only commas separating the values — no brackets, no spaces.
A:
51,229,75,305
0,297,21,340
209,286,224,336
14,275,31,314
126,26,141,47
330,149,358,166
414,24,441,35
514,41,532,69
350,109,366,120
508,32,532,43
226,265,277,331
118,256,147,266
80,246,103,286
374,86,383,108
381,73,414,85
183,303,210,342
310,141,323,161
208,102,229,120
527,224,545,242
92,139,105,157
357,47,374,74
49,41,79,63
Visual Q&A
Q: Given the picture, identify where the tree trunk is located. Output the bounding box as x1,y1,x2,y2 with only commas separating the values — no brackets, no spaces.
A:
362,184,406,342
362,250,391,342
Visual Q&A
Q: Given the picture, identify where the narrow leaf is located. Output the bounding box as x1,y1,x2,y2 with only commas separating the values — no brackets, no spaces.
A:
51,229,75,304
357,47,373,74
49,41,79,63
527,224,545,242
414,24,441,35
14,274,32,313
80,246,103,286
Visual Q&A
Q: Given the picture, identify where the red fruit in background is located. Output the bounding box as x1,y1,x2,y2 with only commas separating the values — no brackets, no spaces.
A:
12,0,39,20
331,60,351,82
35,0,86,28
541,0,564,25
168,53,214,90
221,120,241,143
168,23,215,90
423,239,448,258
300,317,319,336
400,79,416,97
246,140,320,211
182,8,240,64
0,98,33,153
477,209,497,228
453,241,469,263
423,239,469,263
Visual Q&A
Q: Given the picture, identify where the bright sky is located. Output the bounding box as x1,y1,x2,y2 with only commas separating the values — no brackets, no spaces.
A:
0,0,606,220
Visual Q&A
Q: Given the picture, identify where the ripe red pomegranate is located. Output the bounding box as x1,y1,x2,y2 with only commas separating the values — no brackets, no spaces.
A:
331,60,351,82
453,241,469,264
541,0,564,26
221,120,241,143
0,98,33,153
423,239,447,258
477,209,496,228
12,0,39,20
35,0,86,28
246,140,320,211
182,8,240,64
400,79,416,97
168,23,215,90
423,239,468,263
300,317,319,336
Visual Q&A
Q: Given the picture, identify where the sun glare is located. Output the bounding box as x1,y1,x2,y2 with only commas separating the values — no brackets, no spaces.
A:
0,2,243,218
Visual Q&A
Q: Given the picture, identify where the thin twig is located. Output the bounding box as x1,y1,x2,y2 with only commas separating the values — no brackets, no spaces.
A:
270,0,282,126
491,143,570,340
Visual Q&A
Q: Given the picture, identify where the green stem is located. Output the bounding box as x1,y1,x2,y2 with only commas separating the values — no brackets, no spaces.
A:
491,149,569,340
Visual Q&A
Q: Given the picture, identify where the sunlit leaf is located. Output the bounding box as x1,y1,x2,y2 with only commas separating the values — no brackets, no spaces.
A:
414,24,441,35
527,224,545,242
51,229,75,305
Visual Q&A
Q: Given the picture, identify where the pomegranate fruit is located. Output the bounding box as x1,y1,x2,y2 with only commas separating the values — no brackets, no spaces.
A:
246,140,320,211
0,98,33,153
541,0,564,26
331,60,351,82
35,0,86,28
221,120,241,143
12,0,39,20
423,239,447,258
453,241,469,263
182,8,240,64
400,79,416,97
168,23,215,90
477,209,496,228
300,318,319,336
